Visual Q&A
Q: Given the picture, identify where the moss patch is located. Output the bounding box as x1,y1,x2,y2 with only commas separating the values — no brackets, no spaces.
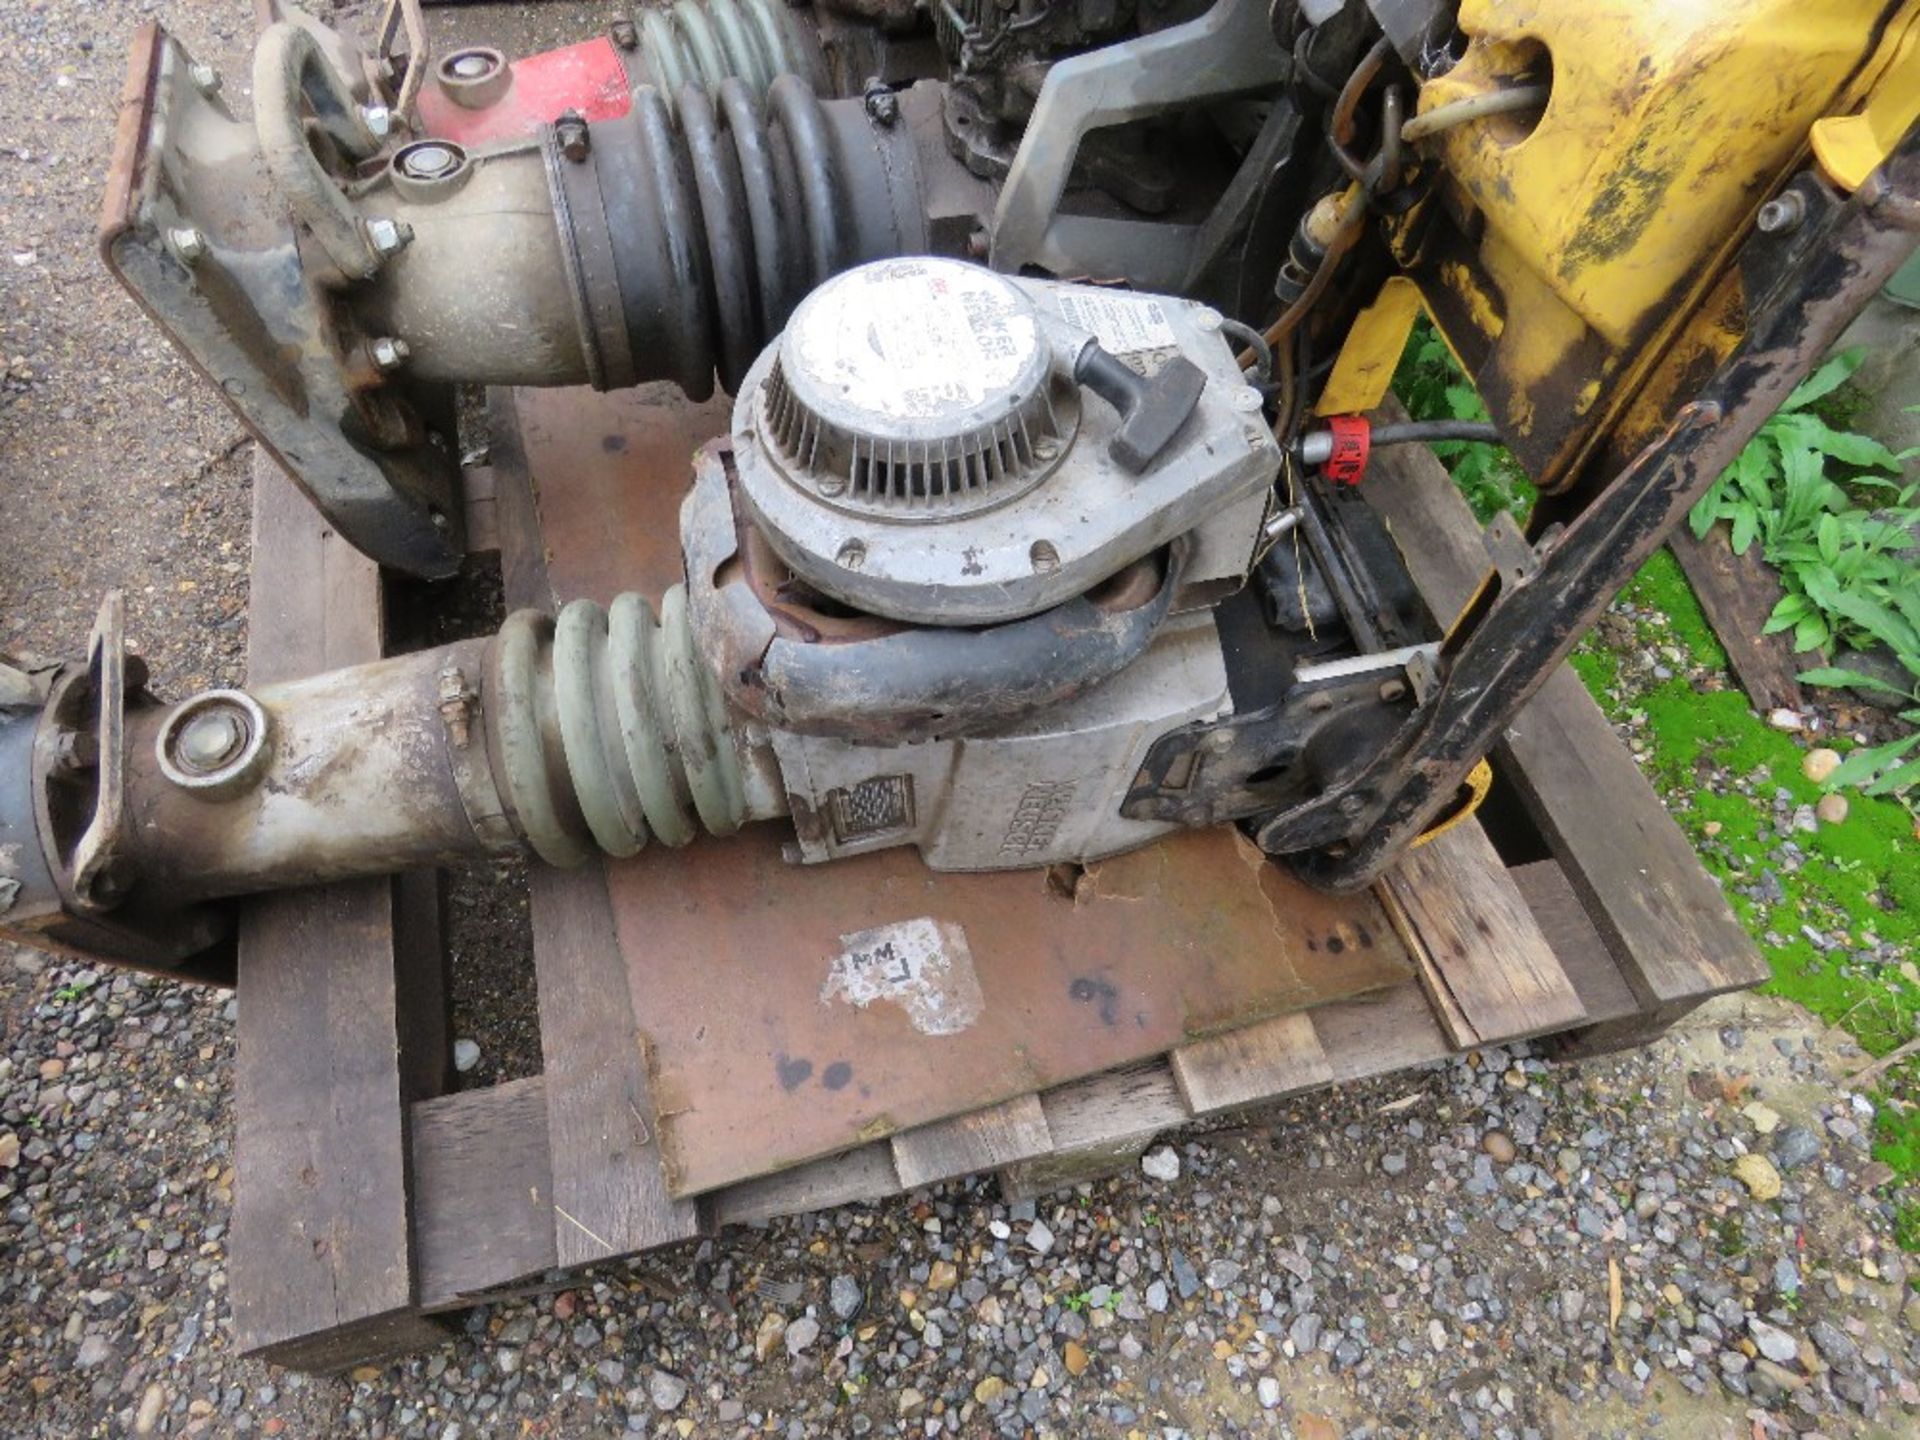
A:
1576,550,1919,1244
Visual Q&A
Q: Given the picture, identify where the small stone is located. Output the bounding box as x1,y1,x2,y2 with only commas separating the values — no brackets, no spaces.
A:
1170,1250,1200,1299
784,1315,820,1356
73,1336,112,1370
135,1384,165,1435
1802,747,1841,783
829,1274,863,1321
1140,1145,1180,1182
1774,1125,1821,1171
974,1376,1007,1405
927,1260,958,1293
753,1312,788,1362
1063,1340,1088,1377
1702,820,1723,836
1482,1131,1517,1164
0,1132,18,1168
1288,1313,1323,1353
1205,1259,1242,1290
1809,1319,1857,1366
452,1038,481,1073
1741,1102,1781,1135
1748,1318,1799,1366
1144,1279,1168,1313
1257,1376,1281,1410
1027,1220,1055,1255
648,1370,687,1412
1732,1153,1781,1200
1768,708,1805,732
1815,793,1848,825
1380,1153,1407,1176
37,1057,64,1081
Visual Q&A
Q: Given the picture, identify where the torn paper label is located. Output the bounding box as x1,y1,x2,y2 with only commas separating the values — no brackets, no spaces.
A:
821,917,984,1036
1051,289,1179,356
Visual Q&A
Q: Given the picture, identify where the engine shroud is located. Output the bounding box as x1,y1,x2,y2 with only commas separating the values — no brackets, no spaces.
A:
731,258,1280,626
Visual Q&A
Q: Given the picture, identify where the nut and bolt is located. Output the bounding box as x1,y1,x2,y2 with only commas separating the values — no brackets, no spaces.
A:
398,142,463,181
863,79,899,127
188,62,221,95
1378,678,1408,703
168,226,207,264
362,104,394,139
609,18,639,50
1231,386,1264,413
1756,191,1806,235
556,110,591,162
174,708,247,774
370,336,411,373
1306,691,1336,713
366,217,413,256
1204,730,1236,754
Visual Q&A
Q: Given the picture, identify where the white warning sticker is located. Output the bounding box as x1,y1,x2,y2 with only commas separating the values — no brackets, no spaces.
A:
821,917,984,1036
1052,288,1180,357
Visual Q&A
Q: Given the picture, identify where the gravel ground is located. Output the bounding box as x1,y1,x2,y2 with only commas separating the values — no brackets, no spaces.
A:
2,3,1917,1438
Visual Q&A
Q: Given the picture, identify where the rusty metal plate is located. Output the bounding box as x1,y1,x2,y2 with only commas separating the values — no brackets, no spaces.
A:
509,386,1411,1197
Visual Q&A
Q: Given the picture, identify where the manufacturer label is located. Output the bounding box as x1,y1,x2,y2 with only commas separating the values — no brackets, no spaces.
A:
999,779,1077,859
1052,289,1180,357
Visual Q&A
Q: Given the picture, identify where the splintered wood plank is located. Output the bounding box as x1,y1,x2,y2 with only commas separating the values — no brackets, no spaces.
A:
712,1144,904,1228
1362,403,1768,1016
1171,1011,1334,1116
892,1095,1054,1191
490,393,702,1266
411,1078,557,1310
1376,819,1586,1047
230,456,444,1368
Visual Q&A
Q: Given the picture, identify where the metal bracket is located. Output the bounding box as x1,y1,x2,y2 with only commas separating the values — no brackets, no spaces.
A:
988,0,1288,279
68,593,129,911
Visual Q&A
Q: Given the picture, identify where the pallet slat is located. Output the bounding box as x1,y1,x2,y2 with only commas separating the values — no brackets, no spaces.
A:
489,396,703,1265
1361,405,1768,1017
712,1144,904,1228
1171,1012,1333,1116
412,1078,557,1310
892,1096,1055,1190
229,457,445,1368
1376,820,1587,1046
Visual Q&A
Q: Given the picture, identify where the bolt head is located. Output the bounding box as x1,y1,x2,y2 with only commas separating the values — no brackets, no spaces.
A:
1204,730,1236,754
188,62,222,95
609,19,639,50
370,336,410,372
168,227,207,264
451,52,496,79
1231,386,1263,413
366,217,411,256
362,104,393,139
399,143,461,180
1756,192,1805,234
175,709,245,772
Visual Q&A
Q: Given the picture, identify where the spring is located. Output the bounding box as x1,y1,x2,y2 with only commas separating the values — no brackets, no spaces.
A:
580,73,921,397
632,0,828,117
484,589,746,868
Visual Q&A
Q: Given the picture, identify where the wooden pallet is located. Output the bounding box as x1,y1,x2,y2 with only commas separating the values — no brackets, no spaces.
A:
224,390,1768,1370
